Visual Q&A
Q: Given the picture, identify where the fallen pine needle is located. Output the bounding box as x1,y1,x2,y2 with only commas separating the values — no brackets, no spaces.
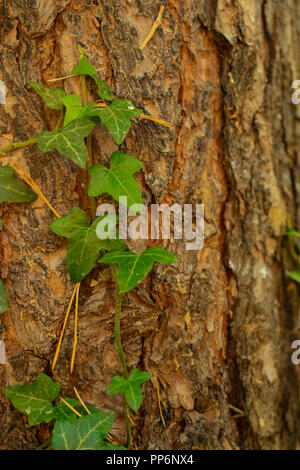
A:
139,5,164,50
155,374,166,428
71,282,80,374
10,162,61,218
60,398,82,418
47,68,105,83
52,283,79,372
74,386,90,415
140,113,175,130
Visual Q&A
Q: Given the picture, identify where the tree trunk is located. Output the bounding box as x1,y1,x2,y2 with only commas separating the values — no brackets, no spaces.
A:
0,0,300,450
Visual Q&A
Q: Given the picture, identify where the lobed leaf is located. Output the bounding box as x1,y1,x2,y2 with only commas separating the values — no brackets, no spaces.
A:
2,373,60,426
72,56,114,102
51,207,125,282
0,166,37,203
52,412,114,450
107,369,151,412
37,119,95,169
27,82,66,110
88,151,143,207
86,100,141,144
0,280,8,314
99,246,177,293
288,270,300,284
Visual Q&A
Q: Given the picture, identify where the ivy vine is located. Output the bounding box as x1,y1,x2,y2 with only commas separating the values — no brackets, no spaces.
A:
0,46,176,450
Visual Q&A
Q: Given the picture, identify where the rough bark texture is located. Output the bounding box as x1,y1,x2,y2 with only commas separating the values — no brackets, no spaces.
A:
0,0,300,450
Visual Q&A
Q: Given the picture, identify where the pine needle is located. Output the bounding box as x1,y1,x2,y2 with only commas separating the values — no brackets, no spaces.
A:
47,68,105,83
139,5,164,50
52,283,79,372
71,282,80,374
155,374,166,428
140,113,175,130
74,386,91,415
10,162,61,218
60,398,82,418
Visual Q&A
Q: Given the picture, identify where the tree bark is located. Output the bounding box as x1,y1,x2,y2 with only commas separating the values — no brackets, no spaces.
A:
0,0,300,450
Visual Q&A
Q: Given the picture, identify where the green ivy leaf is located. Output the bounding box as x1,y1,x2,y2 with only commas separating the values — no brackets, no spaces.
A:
37,119,95,169
52,412,114,450
72,56,97,76
54,398,79,422
288,270,300,284
27,82,66,110
0,280,8,314
72,56,114,102
107,369,151,412
0,219,4,228
88,151,143,207
92,76,114,102
99,246,177,293
62,95,84,127
86,100,141,144
2,373,60,426
50,207,125,282
0,166,37,203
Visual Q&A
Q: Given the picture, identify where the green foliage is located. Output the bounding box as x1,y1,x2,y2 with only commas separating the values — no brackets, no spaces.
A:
37,119,95,169
2,373,60,426
0,166,37,203
107,369,151,412
1,52,177,450
62,94,85,127
100,246,177,293
0,219,4,228
0,281,8,314
72,56,114,102
287,270,300,284
52,412,114,450
27,82,66,110
88,151,143,206
50,207,124,282
89,100,141,144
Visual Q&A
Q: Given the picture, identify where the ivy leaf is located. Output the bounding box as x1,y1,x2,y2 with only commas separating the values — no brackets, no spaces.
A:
37,119,95,169
2,373,60,426
72,56,97,76
72,56,114,102
27,82,66,110
50,207,125,282
86,100,141,144
0,280,8,314
0,166,37,203
88,151,143,207
0,219,5,228
92,76,114,102
99,246,177,293
62,95,84,127
52,412,114,450
54,398,79,422
288,270,300,284
107,369,151,412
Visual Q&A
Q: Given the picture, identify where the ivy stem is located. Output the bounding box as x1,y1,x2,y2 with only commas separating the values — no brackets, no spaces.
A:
78,51,96,220
111,265,132,448
114,286,132,449
0,137,37,155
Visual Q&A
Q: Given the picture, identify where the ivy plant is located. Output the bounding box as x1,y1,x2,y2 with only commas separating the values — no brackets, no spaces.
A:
0,48,176,449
